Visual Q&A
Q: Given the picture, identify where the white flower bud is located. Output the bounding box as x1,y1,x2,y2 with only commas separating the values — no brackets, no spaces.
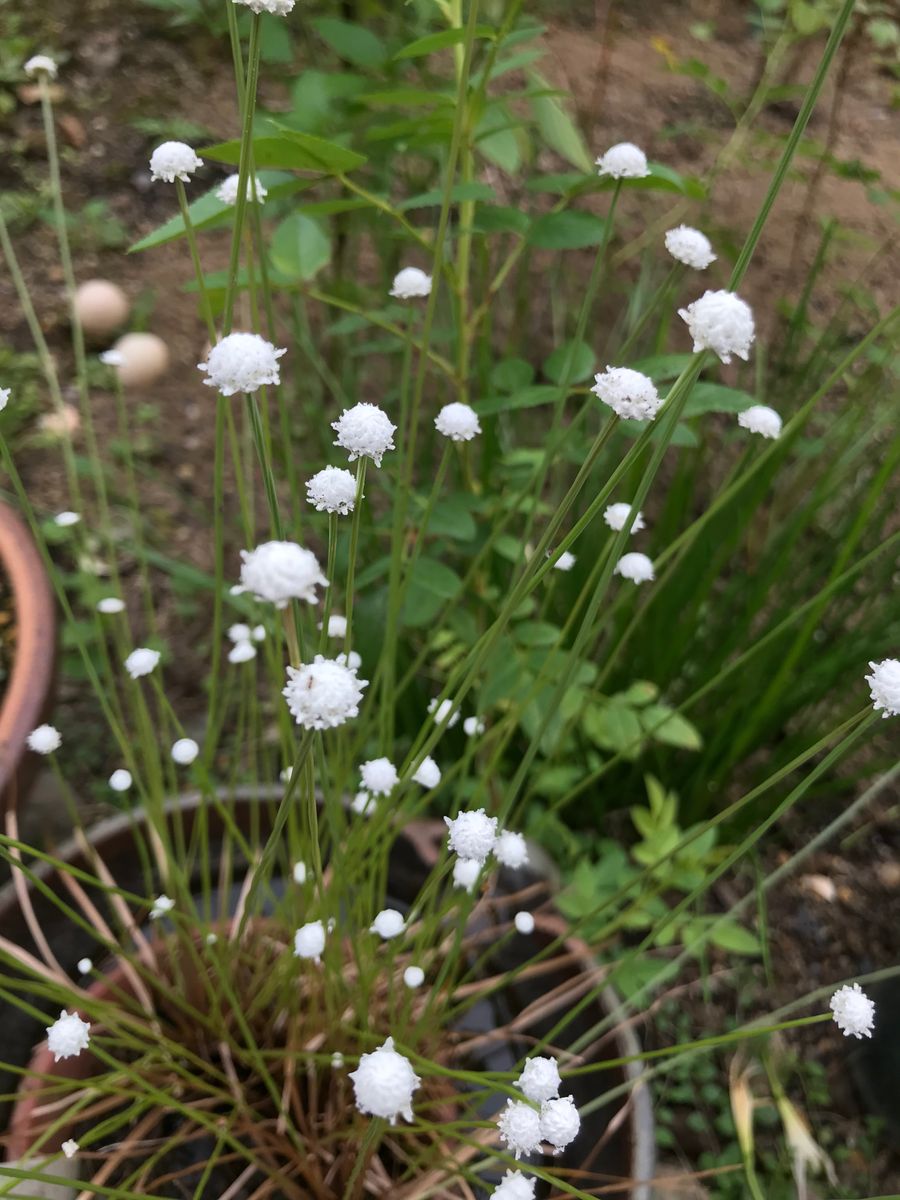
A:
349,1036,420,1123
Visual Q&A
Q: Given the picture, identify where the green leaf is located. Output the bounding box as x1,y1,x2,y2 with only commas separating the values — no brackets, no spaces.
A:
395,25,495,59
470,205,529,235
476,122,522,175
708,922,762,956
490,358,534,393
582,702,644,757
543,339,595,385
475,385,558,417
200,130,366,173
527,71,592,172
407,558,463,600
527,210,608,249
398,181,494,211
681,382,757,418
641,704,703,750
425,496,477,541
358,87,453,108
597,162,706,198
620,680,659,706
259,13,294,64
269,213,331,282
311,17,389,68
515,621,562,647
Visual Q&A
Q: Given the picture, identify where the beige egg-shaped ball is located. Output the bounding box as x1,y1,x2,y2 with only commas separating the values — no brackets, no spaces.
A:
74,279,130,338
112,332,170,388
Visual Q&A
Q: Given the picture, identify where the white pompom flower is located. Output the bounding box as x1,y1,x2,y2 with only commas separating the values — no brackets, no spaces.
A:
360,757,399,797
351,791,375,817
149,141,204,184
149,895,175,920
738,405,782,440
678,290,755,364
494,831,529,870
25,56,59,79
390,267,432,299
403,965,425,989
516,1056,561,1103
539,1095,581,1153
515,911,535,935
614,552,655,585
199,332,286,397
124,648,160,679
294,920,326,963
54,511,80,527
171,738,199,765
604,502,646,533
332,402,396,468
412,755,441,789
370,908,405,940
292,861,307,884
283,656,368,730
61,1140,79,1160
429,697,460,728
596,141,649,180
435,402,481,442
553,551,576,572
452,857,482,893
216,174,268,206
492,1170,536,1200
591,367,662,422
232,0,296,14
497,1099,543,1159
239,541,327,608
306,466,358,515
228,639,257,664
27,724,62,755
444,809,498,863
46,1010,90,1062
865,658,900,719
97,597,125,614
109,769,132,792
463,715,485,737
665,225,716,270
830,982,875,1039
350,1036,421,1124
320,614,347,639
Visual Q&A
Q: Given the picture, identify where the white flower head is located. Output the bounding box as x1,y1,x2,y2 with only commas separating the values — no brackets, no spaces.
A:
738,405,782,440
349,1036,420,1124
866,658,900,718
514,911,535,935
360,757,399,797
306,466,358,515
294,920,326,962
553,550,576,572
665,225,716,270
124,647,160,679
27,724,61,755
452,857,482,893
429,697,460,728
403,965,425,988
591,366,662,422
679,289,755,364
216,173,268,205
435,402,481,442
171,738,199,765
283,656,368,730
497,1099,543,1159
46,1011,90,1062
412,755,441,789
54,510,80,527
332,402,396,468
614,552,655,584
516,1056,561,1103
596,141,649,179
351,790,376,817
492,1171,537,1200
292,860,307,884
239,541,327,608
0,388,10,410
228,623,251,643
444,808,498,863
228,639,257,664
149,141,203,184
97,597,125,614
232,0,296,14
25,55,58,79
464,715,485,737
199,332,286,397
370,908,405,940
76,958,92,975
320,613,347,639
109,768,132,792
390,267,432,299
494,830,529,870
61,1140,79,1160
830,983,875,1039
604,502,646,533
150,894,175,920
539,1095,581,1152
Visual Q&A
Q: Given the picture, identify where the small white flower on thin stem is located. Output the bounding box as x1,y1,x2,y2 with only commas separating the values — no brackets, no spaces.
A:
284,656,368,730
320,613,347,639
435,402,481,442
665,225,716,270
403,965,425,988
216,174,268,205
360,758,398,797
497,1099,543,1159
596,142,649,179
149,141,203,184
198,332,286,397
239,541,327,608
494,831,529,870
491,1170,536,1200
294,920,326,962
97,597,125,614
514,911,535,935
516,1056,561,1103
171,738,199,765
349,1036,420,1124
27,725,61,754
738,405,782,440
370,908,405,940
25,55,58,79
830,982,875,1039
553,551,576,572
232,0,296,14
306,466,358,515
390,267,432,299
604,502,646,533
228,639,256,664
331,1051,344,1069
332,402,396,468
429,697,460,728
453,857,482,893
54,511,80,528
592,367,662,422
539,1095,581,1152
614,552,655,585
149,895,175,920
292,861,307,884
445,809,498,863
866,659,900,718
0,388,10,410
76,958,92,976
46,1011,90,1062
61,1140,79,1160
678,289,755,364
464,715,485,737
109,769,132,792
124,648,160,679
351,791,376,817
412,756,441,789
228,623,251,643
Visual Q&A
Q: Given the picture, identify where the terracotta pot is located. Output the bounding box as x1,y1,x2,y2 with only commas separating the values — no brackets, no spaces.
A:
0,791,655,1196
0,502,56,809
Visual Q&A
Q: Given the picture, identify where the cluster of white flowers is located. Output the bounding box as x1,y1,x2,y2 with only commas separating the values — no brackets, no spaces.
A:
492,1171,536,1200
444,809,498,863
830,982,875,1039
604,502,646,534
390,267,432,299
498,1053,581,1161
738,404,782,440
232,0,296,15
239,541,327,608
494,830,529,870
149,141,203,184
283,656,368,730
349,1036,420,1124
46,1010,90,1062
27,724,62,755
614,552,655,585
679,290,755,364
332,403,396,467
435,402,481,442
665,225,716,270
360,757,398,797
306,466,358,515
591,366,662,422
216,174,268,206
596,141,649,180
866,658,900,719
199,332,286,396
429,697,460,728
